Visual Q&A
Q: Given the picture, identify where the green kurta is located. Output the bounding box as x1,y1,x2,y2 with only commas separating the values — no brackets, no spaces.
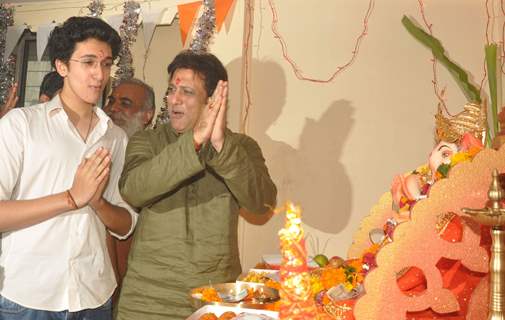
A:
115,124,277,320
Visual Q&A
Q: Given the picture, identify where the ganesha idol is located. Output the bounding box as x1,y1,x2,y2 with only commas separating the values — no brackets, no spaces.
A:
319,102,503,319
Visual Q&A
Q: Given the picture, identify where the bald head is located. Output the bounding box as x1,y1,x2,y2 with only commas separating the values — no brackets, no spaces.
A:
104,79,155,136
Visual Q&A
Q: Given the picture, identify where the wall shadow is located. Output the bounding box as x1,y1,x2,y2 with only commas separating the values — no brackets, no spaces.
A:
225,57,355,268
226,58,354,235
296,100,354,233
226,58,288,265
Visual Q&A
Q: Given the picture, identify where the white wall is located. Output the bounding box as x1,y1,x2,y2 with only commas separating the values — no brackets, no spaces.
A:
235,0,501,269
12,0,503,270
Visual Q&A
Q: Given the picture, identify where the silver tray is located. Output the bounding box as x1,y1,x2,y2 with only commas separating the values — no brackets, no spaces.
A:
238,269,280,282
186,304,279,320
189,282,279,310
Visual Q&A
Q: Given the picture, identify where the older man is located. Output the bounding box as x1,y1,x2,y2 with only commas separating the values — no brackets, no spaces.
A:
116,50,277,320
104,78,155,137
102,78,155,300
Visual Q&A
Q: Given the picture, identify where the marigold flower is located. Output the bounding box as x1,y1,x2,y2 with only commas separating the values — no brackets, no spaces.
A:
321,267,346,290
346,259,363,273
450,152,470,166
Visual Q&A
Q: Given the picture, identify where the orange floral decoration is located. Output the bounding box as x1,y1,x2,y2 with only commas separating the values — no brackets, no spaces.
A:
192,287,222,303
353,146,504,319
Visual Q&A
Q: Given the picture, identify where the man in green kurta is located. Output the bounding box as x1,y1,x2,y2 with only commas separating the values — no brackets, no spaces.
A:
115,51,277,320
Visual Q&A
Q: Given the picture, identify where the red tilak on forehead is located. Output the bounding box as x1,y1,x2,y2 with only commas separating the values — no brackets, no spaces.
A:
175,77,181,85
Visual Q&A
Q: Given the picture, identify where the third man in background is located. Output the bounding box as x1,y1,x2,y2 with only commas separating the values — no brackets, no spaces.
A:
39,71,64,102
104,78,155,138
103,78,156,300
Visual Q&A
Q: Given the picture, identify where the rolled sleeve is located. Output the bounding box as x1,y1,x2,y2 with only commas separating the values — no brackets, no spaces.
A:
108,199,138,240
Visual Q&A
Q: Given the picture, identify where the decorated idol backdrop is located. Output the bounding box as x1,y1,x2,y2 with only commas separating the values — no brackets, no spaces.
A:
6,0,504,271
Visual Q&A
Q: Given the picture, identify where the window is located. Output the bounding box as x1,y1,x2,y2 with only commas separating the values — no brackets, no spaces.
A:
15,30,52,107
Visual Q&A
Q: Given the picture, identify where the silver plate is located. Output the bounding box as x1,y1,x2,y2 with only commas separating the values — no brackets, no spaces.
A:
189,282,280,310
186,305,279,320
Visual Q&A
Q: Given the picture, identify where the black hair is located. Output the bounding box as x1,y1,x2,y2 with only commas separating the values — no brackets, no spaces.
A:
167,50,228,97
39,71,63,99
47,16,121,69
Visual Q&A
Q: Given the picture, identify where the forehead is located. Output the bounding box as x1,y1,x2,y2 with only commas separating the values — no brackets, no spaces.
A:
72,38,112,58
113,83,147,100
170,68,205,89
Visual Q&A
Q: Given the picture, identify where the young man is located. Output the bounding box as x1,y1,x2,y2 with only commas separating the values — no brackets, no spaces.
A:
116,51,277,320
0,16,137,319
103,78,155,137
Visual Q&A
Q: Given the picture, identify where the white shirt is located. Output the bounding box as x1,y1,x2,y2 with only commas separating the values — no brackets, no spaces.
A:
0,95,138,312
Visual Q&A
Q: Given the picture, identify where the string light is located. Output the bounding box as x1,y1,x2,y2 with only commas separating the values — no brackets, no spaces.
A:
500,0,505,74
267,0,375,83
242,0,375,132
240,0,254,133
417,0,505,112
479,0,505,93
479,0,492,94
417,0,453,116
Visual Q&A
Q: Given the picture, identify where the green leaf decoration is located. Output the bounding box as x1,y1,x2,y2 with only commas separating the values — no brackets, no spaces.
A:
402,16,481,104
437,163,451,178
486,44,498,137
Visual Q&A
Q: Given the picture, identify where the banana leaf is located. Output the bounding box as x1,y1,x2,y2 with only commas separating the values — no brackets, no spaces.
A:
402,16,481,104
485,44,498,137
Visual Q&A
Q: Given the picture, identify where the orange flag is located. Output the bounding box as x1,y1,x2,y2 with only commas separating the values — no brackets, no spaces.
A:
177,1,202,46
215,0,234,32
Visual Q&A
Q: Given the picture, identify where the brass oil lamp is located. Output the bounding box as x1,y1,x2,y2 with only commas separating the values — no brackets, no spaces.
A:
462,169,505,320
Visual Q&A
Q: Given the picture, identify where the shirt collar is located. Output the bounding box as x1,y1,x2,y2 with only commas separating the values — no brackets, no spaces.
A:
46,94,64,116
45,94,113,129
95,105,114,130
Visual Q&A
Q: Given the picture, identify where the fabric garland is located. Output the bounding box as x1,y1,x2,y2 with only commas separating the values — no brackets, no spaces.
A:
113,0,140,87
0,4,15,106
189,0,216,53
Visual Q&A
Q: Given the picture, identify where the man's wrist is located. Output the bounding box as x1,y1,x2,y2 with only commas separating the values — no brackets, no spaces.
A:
90,197,107,211
66,190,79,210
